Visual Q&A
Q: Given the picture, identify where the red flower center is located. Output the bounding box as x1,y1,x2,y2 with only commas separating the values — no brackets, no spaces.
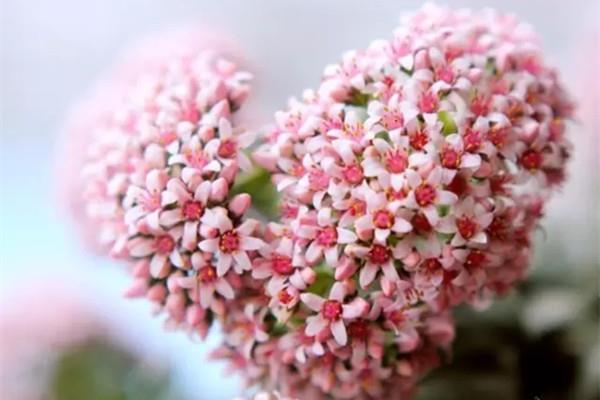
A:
219,230,240,253
184,149,207,169
411,213,432,234
436,65,455,83
487,216,508,240
281,203,299,219
159,131,178,146
418,91,438,113
489,126,508,148
349,200,366,217
290,163,305,177
446,174,468,196
272,254,294,275
441,148,461,169
470,94,490,116
155,235,175,254
308,169,329,191
322,300,343,320
385,150,408,173
521,149,542,170
457,217,477,239
463,128,483,152
198,265,217,284
388,309,405,325
342,164,364,184
217,139,237,158
381,110,404,130
443,269,459,285
415,184,436,207
182,201,203,220
387,188,407,201
368,244,391,265
278,289,294,305
373,210,395,229
316,227,338,247
423,258,442,271
465,251,486,270
409,130,429,150
348,319,369,340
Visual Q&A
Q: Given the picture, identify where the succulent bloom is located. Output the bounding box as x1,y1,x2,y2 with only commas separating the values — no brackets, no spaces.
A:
247,4,572,398
300,282,369,346
198,207,265,276
178,252,235,311
296,207,357,266
65,5,573,399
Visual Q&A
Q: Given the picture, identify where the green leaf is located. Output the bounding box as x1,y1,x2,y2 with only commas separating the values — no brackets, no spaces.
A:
438,111,457,136
382,343,399,367
306,262,335,296
50,340,180,400
270,322,289,337
375,131,391,142
437,204,450,217
485,56,498,75
346,89,372,107
230,166,279,219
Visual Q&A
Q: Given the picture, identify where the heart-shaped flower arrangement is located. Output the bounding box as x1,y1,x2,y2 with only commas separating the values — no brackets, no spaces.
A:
61,5,573,399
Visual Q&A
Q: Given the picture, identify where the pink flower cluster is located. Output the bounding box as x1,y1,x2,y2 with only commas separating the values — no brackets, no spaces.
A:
78,38,261,337
66,5,573,400
244,4,572,398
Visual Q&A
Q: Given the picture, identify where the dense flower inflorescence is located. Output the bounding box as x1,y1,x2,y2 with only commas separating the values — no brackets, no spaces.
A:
247,4,572,398
76,36,263,336
66,5,573,399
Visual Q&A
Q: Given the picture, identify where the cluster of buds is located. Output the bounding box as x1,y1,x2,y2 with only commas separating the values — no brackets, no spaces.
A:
66,4,573,400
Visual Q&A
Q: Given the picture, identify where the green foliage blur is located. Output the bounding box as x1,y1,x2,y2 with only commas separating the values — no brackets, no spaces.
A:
49,340,182,400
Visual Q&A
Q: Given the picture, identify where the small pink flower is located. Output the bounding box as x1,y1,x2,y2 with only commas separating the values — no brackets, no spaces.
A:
198,207,265,276
123,169,168,229
354,186,412,242
362,130,412,191
403,167,458,222
126,225,184,278
158,176,214,250
178,252,235,311
300,282,369,346
296,207,357,266
253,237,314,296
346,242,406,288
204,117,256,171
448,197,493,246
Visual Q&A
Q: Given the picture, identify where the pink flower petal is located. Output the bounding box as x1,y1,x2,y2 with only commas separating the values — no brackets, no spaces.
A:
216,253,233,276
359,263,378,288
342,298,369,319
199,286,215,308
198,238,219,252
305,315,328,336
215,278,234,299
233,251,251,272
330,319,348,346
160,209,183,227
128,238,154,257
300,293,325,311
381,261,400,282
329,282,346,301
240,236,265,251
336,228,357,244
150,254,168,278
305,241,323,264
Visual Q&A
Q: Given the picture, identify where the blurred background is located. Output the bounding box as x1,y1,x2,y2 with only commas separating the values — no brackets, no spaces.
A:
1,0,598,399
